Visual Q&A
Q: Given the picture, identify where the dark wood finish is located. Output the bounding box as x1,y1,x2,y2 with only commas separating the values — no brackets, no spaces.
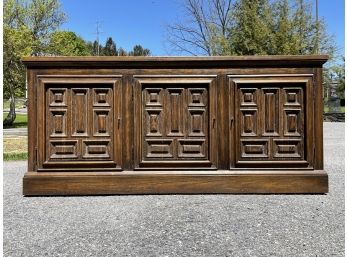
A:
133,76,217,169
23,170,328,195
229,75,313,168
22,56,328,195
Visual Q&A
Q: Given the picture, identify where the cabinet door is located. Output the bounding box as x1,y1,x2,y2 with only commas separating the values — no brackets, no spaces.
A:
134,76,217,169
229,75,314,168
37,76,122,170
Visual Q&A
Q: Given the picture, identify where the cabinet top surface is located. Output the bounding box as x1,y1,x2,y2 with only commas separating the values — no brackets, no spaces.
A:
22,55,328,68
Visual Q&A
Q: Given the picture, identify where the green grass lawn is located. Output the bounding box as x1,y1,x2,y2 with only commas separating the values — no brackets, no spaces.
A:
324,106,345,113
3,136,28,161
3,112,28,128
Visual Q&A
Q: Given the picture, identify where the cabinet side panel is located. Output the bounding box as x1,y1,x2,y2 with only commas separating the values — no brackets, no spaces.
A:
27,70,37,172
314,68,324,169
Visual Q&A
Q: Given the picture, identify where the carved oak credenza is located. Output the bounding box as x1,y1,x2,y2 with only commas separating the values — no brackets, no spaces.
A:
22,56,328,195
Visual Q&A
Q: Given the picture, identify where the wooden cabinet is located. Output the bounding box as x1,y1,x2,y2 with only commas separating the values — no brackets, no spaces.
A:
134,76,217,169
229,75,312,168
22,56,328,195
37,76,122,170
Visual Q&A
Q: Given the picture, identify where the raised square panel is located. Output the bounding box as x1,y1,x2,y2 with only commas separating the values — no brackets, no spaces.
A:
145,139,173,158
188,88,207,107
188,109,206,136
284,109,302,136
240,88,257,106
93,88,112,107
145,109,163,136
83,140,111,159
144,88,162,107
241,109,258,136
273,139,302,158
49,88,67,106
136,77,216,167
49,109,67,137
49,140,78,159
240,139,268,159
178,139,206,158
284,88,302,107
93,109,111,136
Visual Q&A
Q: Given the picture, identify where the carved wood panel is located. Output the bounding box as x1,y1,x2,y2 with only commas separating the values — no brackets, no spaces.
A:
39,77,122,170
230,76,312,168
134,76,217,169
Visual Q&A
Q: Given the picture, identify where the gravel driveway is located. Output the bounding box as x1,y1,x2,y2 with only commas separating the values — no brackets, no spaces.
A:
4,122,344,257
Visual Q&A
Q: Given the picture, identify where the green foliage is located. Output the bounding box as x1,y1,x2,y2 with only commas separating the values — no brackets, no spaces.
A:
229,0,336,56
102,37,118,56
87,39,151,56
129,45,151,56
48,31,91,56
118,48,128,56
25,0,67,54
230,0,273,55
168,0,337,57
3,0,66,126
3,25,33,99
323,57,345,100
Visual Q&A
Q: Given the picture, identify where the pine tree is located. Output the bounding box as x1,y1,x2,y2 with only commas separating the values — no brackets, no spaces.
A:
129,45,151,56
118,47,128,56
167,0,337,57
271,0,297,54
229,0,273,55
92,40,101,56
103,37,118,56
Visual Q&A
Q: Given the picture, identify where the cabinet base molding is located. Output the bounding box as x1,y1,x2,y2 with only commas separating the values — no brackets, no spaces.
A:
23,170,328,195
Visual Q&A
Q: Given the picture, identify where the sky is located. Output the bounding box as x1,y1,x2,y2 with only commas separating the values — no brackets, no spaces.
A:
60,0,345,56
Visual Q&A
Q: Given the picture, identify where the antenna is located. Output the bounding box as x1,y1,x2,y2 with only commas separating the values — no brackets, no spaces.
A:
94,21,103,56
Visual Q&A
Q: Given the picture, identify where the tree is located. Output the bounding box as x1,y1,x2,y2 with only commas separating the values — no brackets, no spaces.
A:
25,0,67,55
129,45,151,56
166,0,233,55
48,31,91,56
3,26,33,126
271,0,336,56
3,0,66,126
229,0,273,55
102,37,118,56
118,47,128,56
323,58,345,100
92,40,102,56
166,0,337,57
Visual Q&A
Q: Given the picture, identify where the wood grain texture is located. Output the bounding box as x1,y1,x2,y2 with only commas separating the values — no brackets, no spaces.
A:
22,55,329,68
23,171,328,195
22,56,328,195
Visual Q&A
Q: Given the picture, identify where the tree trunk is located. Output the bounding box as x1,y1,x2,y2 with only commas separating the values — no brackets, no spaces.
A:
3,94,16,127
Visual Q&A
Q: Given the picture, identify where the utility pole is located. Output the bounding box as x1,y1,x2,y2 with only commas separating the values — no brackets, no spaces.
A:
95,21,103,56
315,0,319,54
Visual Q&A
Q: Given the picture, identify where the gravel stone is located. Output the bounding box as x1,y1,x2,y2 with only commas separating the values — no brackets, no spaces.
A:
4,122,344,257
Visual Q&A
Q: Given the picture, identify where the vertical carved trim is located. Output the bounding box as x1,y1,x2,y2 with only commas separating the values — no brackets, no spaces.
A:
262,88,279,136
72,88,88,136
167,88,184,136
